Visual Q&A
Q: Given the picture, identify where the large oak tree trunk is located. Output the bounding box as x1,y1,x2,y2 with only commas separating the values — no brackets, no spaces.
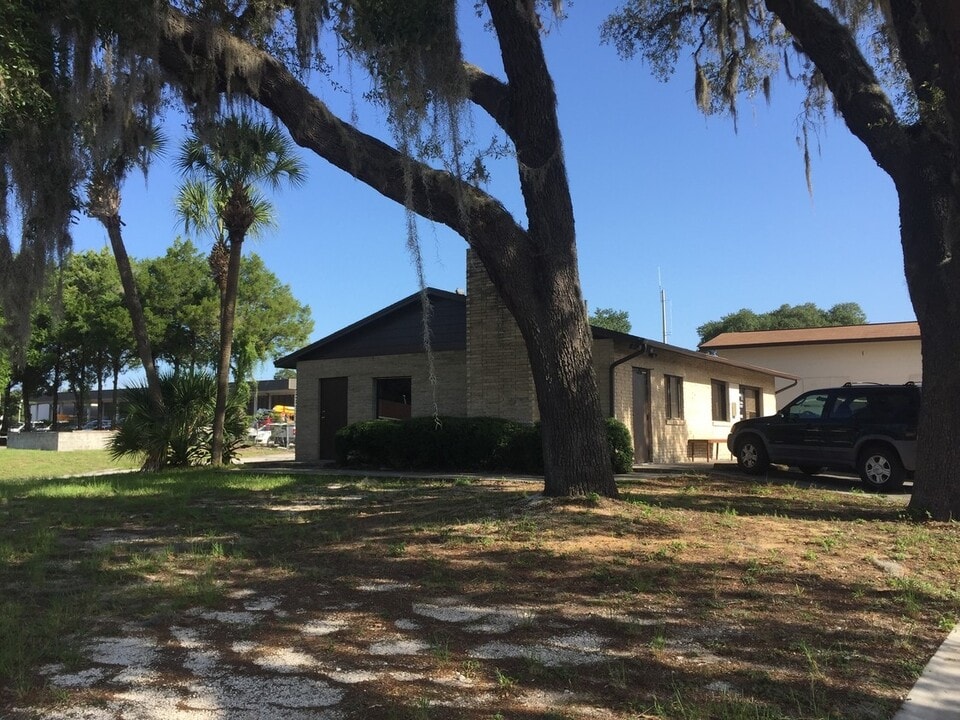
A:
898,155,960,521
476,0,616,497
765,0,960,519
476,242,617,497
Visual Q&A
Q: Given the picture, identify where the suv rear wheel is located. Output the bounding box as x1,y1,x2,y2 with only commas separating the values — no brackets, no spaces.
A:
858,444,905,492
735,435,769,475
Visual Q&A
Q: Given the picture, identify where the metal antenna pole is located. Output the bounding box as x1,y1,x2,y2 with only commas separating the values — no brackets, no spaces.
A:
659,268,668,344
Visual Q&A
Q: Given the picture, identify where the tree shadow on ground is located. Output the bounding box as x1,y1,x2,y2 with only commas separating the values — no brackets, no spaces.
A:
1,469,956,719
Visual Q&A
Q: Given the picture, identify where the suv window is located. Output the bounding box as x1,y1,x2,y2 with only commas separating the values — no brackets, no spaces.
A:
784,393,829,421
829,389,918,423
828,392,870,420
866,390,917,423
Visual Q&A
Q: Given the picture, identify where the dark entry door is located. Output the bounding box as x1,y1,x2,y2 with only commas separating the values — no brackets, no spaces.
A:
318,377,348,460
632,367,652,463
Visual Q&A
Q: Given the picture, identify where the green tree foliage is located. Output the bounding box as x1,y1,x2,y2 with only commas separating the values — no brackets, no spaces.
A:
234,253,313,387
137,239,312,379
0,307,15,433
58,249,134,425
138,239,220,373
589,307,632,334
11,300,57,428
698,302,867,344
0,1,52,126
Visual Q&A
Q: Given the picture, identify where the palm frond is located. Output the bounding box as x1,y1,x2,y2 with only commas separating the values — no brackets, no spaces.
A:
175,180,217,236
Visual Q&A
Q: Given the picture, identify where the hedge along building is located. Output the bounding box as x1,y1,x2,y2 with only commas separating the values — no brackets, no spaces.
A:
276,251,794,464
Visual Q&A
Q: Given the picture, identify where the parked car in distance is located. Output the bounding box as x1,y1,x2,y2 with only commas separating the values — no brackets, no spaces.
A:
727,383,920,492
82,419,116,430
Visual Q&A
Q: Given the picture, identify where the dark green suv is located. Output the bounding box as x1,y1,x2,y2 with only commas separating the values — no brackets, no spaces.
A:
727,383,920,491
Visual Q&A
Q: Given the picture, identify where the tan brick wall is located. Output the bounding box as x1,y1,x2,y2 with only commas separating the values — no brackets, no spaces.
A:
608,343,777,464
294,350,466,462
592,338,616,417
465,250,537,422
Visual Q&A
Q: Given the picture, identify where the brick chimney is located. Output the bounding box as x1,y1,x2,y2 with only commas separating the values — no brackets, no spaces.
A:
465,249,538,422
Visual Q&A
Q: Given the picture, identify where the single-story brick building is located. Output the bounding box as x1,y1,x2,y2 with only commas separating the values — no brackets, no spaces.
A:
276,252,794,465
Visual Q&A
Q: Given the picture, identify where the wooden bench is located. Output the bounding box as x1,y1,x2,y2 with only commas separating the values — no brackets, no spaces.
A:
687,438,727,461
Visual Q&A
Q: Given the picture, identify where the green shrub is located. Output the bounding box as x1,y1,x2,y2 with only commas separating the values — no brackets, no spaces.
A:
334,416,635,474
109,371,246,469
334,419,401,466
335,416,525,471
501,422,543,474
605,417,634,473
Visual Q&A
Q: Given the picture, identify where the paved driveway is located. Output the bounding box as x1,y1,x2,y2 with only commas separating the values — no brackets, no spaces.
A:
710,462,914,501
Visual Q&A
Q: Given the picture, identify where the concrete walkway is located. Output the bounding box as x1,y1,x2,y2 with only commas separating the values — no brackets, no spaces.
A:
893,626,960,720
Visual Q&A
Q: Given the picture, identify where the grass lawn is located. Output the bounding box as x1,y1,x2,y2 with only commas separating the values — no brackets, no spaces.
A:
0,447,140,483
0,444,290,484
1,467,957,719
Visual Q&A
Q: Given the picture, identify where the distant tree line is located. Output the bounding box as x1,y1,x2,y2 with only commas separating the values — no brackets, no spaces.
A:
589,308,632,334
698,303,867,345
1,241,311,431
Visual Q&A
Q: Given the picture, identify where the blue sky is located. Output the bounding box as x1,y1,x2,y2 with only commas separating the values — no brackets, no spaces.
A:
69,3,913,374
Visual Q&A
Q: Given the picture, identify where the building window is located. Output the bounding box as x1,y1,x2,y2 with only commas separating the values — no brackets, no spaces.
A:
740,386,761,419
376,377,412,420
711,379,729,421
665,375,684,420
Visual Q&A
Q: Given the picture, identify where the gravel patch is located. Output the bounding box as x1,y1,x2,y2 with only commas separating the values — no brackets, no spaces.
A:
85,636,157,667
252,647,318,673
368,638,431,656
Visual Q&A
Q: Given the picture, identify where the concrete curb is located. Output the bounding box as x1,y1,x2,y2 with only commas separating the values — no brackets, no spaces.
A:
893,625,960,720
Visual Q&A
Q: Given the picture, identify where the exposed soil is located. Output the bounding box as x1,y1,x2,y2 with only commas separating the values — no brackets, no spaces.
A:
5,472,959,719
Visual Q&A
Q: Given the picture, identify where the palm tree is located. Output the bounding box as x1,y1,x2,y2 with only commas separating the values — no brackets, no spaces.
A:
176,115,306,466
83,103,167,468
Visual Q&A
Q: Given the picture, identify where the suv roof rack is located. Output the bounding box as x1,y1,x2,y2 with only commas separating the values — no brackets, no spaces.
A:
839,381,921,388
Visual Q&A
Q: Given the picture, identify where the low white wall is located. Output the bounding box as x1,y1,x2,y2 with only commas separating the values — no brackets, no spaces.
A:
8,431,114,451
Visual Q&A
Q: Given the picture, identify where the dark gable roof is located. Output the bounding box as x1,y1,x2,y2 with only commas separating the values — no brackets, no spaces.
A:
277,288,792,379
275,289,466,368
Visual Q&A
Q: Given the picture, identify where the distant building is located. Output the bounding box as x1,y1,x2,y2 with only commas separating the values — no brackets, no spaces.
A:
29,378,296,425
699,322,921,408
